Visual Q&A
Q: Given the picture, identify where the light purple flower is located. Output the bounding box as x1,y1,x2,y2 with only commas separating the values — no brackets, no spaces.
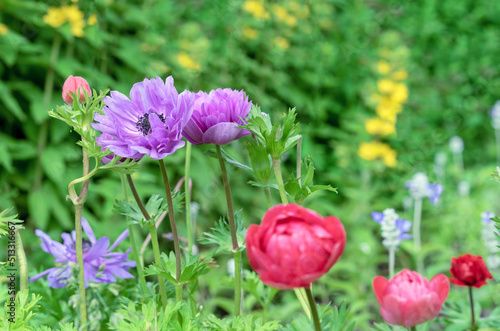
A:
405,172,443,205
481,211,495,224
29,218,135,288
372,209,412,248
182,88,252,145
93,76,194,160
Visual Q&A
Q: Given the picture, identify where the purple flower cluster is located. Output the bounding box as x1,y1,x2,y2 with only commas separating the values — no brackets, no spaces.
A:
29,218,135,288
372,210,412,247
405,172,443,205
93,76,253,160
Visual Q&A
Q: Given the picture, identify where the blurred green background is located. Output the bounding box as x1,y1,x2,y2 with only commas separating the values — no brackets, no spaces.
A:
1,0,499,329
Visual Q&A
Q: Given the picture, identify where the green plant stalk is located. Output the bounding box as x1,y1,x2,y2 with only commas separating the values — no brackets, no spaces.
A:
496,128,500,165
75,203,87,330
410,327,416,331
158,159,182,303
119,174,148,294
272,154,311,319
388,246,395,279
272,157,288,204
126,174,167,308
34,33,62,191
147,223,168,308
413,198,424,274
215,145,242,315
264,185,273,208
469,286,477,331
297,137,302,187
305,286,321,331
185,142,193,253
15,230,28,291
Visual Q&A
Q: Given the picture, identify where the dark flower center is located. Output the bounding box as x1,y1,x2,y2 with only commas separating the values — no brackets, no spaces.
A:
135,112,166,136
82,239,92,254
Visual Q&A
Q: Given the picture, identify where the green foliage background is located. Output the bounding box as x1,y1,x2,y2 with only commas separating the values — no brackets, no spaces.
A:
1,0,499,329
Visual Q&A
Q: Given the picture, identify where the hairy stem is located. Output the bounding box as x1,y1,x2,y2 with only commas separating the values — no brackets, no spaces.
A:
120,174,148,294
75,203,87,330
215,145,242,315
185,143,193,253
305,286,321,331
272,157,288,204
15,230,28,291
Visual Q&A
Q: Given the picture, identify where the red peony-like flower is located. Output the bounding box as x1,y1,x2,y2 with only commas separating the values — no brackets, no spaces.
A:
245,204,346,290
449,254,494,288
62,75,92,103
373,269,450,328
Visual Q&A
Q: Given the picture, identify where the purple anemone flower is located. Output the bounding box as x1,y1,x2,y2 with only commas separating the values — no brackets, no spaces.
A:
29,218,135,288
93,76,194,160
182,88,252,145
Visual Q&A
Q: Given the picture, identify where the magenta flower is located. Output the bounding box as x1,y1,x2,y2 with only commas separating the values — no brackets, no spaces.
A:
29,218,135,288
182,88,252,145
93,76,194,160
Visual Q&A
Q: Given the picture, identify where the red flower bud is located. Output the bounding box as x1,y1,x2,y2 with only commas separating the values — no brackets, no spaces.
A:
449,254,494,288
62,75,91,103
245,204,346,289
373,269,449,327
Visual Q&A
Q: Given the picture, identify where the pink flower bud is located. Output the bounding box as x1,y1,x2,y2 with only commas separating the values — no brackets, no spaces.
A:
373,269,449,327
62,75,91,103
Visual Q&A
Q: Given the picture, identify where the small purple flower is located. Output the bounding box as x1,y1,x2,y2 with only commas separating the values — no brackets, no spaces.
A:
372,209,412,249
395,218,412,242
182,88,252,145
93,76,194,160
405,172,443,205
481,211,495,224
29,218,135,288
428,183,444,205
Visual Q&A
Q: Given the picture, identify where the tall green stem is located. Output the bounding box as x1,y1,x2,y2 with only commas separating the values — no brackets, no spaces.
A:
158,159,182,303
469,286,477,331
185,143,193,253
272,157,288,204
410,327,416,331
388,247,395,279
15,230,28,291
126,174,167,308
305,287,321,331
215,145,241,315
263,185,273,208
120,174,148,294
75,203,87,330
271,155,311,319
297,137,302,187
413,198,423,274
495,128,500,165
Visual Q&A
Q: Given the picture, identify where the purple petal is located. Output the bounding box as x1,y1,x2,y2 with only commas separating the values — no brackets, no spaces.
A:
84,237,110,262
108,229,129,252
371,212,384,223
202,122,249,145
81,218,96,244
428,183,443,205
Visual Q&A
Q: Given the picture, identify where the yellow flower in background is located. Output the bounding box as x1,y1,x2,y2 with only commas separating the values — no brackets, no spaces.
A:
365,117,395,136
377,79,396,94
390,83,408,104
377,61,391,74
358,142,397,167
44,7,66,27
274,36,290,50
285,15,297,27
242,26,258,39
0,23,9,35
88,13,98,26
272,5,288,21
392,70,408,80
243,0,270,20
177,52,201,71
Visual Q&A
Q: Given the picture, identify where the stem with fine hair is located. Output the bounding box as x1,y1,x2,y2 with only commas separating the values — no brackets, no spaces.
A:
15,230,28,291
272,154,311,319
413,197,424,274
305,286,321,331
126,174,167,308
75,203,87,330
185,143,193,253
120,174,148,294
158,159,182,303
215,145,242,315
469,286,477,331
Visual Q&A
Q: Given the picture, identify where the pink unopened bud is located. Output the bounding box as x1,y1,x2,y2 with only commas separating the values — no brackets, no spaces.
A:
62,75,91,103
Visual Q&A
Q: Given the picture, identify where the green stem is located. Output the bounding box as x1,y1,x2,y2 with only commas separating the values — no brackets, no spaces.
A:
75,203,87,330
305,287,321,331
413,198,424,274
388,246,395,279
469,286,477,331
410,327,416,331
272,157,288,204
215,145,241,315
264,186,273,208
495,128,500,165
158,159,182,302
272,155,311,318
297,137,302,187
120,174,148,294
15,230,28,291
147,223,168,308
126,174,167,308
185,143,193,253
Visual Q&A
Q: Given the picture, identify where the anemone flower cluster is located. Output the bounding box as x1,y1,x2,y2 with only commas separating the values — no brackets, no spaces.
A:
29,218,135,288
405,172,443,205
93,76,253,161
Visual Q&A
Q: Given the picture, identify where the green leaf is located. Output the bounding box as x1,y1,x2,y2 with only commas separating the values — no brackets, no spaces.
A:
0,207,22,237
199,210,246,254
28,187,50,230
41,146,66,184
0,142,13,172
0,81,26,121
